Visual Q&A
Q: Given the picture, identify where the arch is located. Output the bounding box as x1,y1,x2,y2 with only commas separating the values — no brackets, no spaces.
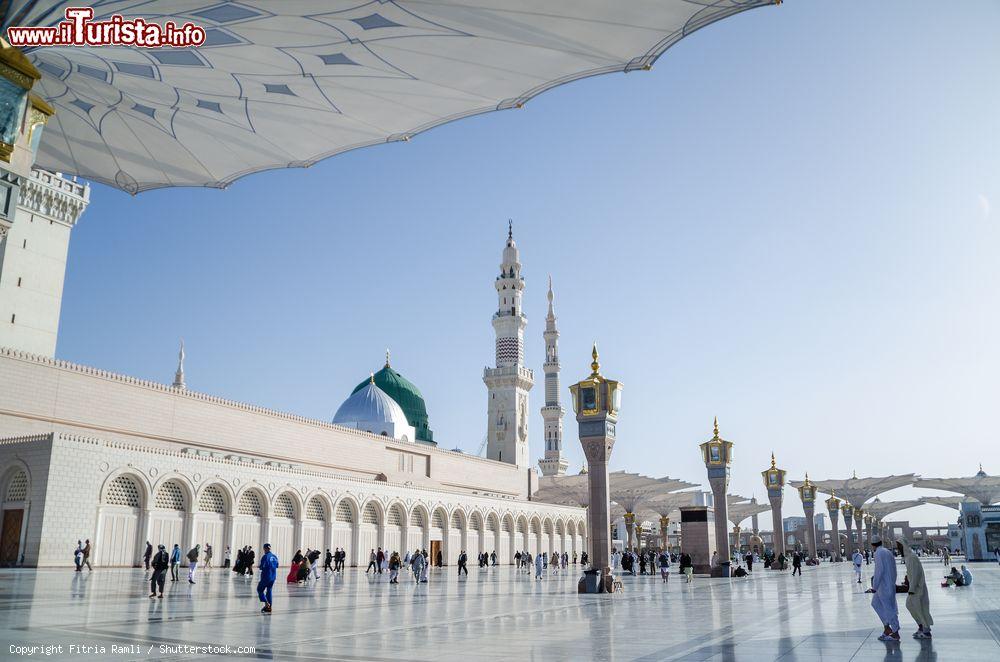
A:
0,463,30,566
384,502,407,554
196,482,233,514
358,499,384,564
449,508,467,564
271,490,300,563
529,516,542,557
407,504,429,554
302,495,329,552
192,482,231,565
148,477,191,556
331,495,359,566
430,506,448,565
95,470,149,567
151,474,195,512
232,485,268,557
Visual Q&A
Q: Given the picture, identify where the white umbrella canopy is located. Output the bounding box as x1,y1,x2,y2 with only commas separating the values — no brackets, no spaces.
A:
4,0,777,193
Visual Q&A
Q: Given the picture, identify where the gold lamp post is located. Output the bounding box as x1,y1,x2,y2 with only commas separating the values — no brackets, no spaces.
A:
841,502,855,549
762,453,787,557
569,344,622,593
700,418,734,576
797,474,819,560
825,492,842,561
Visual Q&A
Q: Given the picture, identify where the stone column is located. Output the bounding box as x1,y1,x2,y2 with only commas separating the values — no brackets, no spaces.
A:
865,517,873,548
762,454,787,560
624,512,635,553
842,505,854,549
569,345,622,593
803,504,817,560
732,525,741,551
659,516,669,551
854,510,865,551
826,498,841,561
700,419,733,577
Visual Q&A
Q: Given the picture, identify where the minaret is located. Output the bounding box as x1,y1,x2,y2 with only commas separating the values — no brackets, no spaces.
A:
537,276,567,476
484,222,534,467
172,340,186,390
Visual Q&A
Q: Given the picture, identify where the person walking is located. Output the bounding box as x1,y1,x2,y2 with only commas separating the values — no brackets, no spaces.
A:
186,544,200,584
458,550,468,576
746,552,753,573
204,543,213,569
871,536,900,642
308,549,321,580
142,541,153,571
411,550,426,584
898,541,932,639
149,545,169,598
534,551,544,580
257,543,278,614
852,549,864,584
324,549,333,573
680,553,693,583
80,540,93,571
388,552,401,583
376,547,385,574
74,541,83,572
658,550,671,583
170,544,181,581
223,546,231,569
792,551,803,576
366,549,378,573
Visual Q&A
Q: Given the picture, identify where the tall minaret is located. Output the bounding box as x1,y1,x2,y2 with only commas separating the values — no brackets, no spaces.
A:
484,222,534,467
537,276,568,476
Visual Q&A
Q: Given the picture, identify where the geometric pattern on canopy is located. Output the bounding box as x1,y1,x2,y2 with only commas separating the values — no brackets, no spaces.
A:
789,474,918,510
2,0,776,193
726,498,771,528
862,498,924,521
535,471,698,512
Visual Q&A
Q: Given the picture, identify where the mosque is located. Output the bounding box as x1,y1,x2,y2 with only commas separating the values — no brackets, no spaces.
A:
0,162,585,567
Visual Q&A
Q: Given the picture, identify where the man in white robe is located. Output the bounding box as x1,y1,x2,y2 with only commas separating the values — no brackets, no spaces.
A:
852,549,864,584
898,540,932,638
871,536,900,641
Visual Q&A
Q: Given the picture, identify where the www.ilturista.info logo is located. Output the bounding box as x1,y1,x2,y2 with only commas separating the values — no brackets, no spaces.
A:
6,7,206,48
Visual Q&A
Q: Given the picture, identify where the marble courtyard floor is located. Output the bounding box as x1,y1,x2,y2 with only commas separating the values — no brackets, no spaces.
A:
1,560,998,661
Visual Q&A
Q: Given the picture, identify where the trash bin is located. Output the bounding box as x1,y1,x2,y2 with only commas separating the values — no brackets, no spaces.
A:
583,568,600,593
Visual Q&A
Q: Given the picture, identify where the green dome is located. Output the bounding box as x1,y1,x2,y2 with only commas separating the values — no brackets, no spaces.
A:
352,362,435,445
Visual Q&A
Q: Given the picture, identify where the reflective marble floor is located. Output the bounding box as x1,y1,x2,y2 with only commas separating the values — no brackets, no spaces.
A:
1,560,997,661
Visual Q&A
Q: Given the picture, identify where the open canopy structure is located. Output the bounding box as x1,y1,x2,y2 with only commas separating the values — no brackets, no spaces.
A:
920,496,964,511
535,471,698,512
726,498,771,529
790,474,918,510
913,467,1000,505
862,498,924,521
3,0,778,193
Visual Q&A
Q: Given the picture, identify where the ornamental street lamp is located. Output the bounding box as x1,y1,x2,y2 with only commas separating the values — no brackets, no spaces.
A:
797,474,819,560
841,502,855,548
659,516,670,550
826,492,842,561
569,344,622,593
700,418,734,577
762,453,787,557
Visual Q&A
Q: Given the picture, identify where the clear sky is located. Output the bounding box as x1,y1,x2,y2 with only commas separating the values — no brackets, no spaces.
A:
55,1,1000,526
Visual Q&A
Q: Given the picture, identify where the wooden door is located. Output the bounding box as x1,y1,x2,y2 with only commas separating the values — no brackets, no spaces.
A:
0,509,24,565
430,540,441,566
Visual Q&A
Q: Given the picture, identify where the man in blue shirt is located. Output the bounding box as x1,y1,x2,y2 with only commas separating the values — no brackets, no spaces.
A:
257,543,279,613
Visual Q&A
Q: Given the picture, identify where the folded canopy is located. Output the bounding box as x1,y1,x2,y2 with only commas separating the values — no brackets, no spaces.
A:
3,1,775,193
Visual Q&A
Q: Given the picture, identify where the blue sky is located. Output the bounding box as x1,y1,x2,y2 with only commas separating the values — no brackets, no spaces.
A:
57,1,1000,526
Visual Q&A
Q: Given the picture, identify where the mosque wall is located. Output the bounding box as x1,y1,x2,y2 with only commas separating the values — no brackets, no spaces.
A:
0,429,586,568
0,348,534,499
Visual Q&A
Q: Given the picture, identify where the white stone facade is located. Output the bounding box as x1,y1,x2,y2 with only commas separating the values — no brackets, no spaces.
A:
0,348,586,567
0,169,89,357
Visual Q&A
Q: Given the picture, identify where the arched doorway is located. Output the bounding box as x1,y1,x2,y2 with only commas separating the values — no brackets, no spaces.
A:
195,484,229,563
384,503,405,555
149,479,189,553
408,507,427,554
96,474,145,566
448,509,465,565
485,513,499,559
302,496,328,552
501,515,514,563
468,512,484,561
567,520,577,557
359,501,382,562
0,468,29,566
529,517,541,557
516,516,528,555
430,507,447,566
271,492,299,562
332,499,356,565
233,488,265,554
